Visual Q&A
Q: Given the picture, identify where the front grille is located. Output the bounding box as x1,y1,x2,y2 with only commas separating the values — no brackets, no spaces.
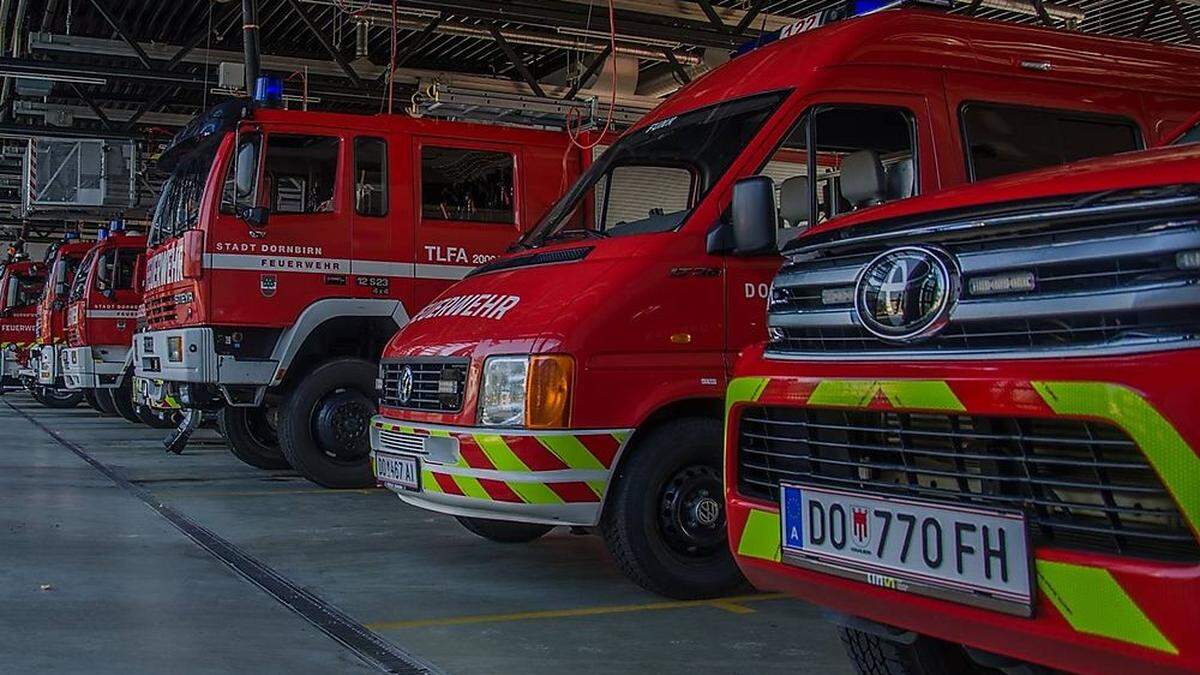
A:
769,186,1200,357
737,405,1199,562
380,359,468,412
376,428,426,454
145,292,176,329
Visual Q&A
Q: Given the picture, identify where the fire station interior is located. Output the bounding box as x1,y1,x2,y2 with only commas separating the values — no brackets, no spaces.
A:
1,1,1198,674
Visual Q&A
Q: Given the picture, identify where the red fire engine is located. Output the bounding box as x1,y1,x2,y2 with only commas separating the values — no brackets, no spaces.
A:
61,226,159,424
725,141,1200,674
0,258,45,392
133,98,590,485
26,236,92,408
367,6,1200,599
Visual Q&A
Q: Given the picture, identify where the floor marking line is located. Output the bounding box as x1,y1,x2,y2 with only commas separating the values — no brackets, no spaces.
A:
5,398,439,675
367,593,790,630
152,488,382,498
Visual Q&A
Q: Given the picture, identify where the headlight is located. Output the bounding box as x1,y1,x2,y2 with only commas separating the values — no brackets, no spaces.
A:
479,356,528,427
478,354,574,428
167,336,183,363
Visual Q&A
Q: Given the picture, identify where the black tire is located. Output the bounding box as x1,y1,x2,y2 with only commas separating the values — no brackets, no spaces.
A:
277,358,377,488
219,405,291,470
109,377,141,424
136,403,180,429
838,627,981,675
92,387,118,416
456,516,554,543
83,388,109,414
32,386,83,409
600,417,747,599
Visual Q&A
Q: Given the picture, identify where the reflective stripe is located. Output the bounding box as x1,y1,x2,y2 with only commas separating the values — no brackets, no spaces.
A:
726,376,768,416
736,509,781,562
1036,560,1177,654
1033,381,1200,532
507,480,566,505
450,474,491,500
808,380,965,411
538,434,605,471
421,469,443,494
475,434,529,472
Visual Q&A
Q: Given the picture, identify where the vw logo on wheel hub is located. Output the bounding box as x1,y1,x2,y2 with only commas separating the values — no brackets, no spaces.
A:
854,246,960,343
397,365,414,405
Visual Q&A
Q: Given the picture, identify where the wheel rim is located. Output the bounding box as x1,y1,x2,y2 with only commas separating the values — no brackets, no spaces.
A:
42,387,76,402
658,464,727,558
312,387,373,464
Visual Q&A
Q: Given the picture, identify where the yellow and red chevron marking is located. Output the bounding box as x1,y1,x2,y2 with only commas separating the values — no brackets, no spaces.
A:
726,376,1198,658
373,420,631,504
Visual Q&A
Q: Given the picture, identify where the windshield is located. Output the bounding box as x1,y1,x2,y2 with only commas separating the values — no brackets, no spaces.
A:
1173,120,1200,146
522,92,787,246
149,143,220,247
5,272,44,308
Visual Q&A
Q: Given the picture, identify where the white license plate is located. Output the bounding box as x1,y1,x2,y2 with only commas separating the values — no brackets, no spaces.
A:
374,452,420,491
780,483,1033,616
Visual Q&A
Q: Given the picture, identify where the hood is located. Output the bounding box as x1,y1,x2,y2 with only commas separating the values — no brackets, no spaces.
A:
386,245,643,360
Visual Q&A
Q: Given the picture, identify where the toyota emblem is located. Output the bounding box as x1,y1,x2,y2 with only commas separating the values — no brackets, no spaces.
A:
854,246,960,343
397,365,414,405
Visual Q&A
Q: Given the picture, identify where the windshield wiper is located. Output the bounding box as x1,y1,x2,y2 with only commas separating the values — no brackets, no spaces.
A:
535,227,610,246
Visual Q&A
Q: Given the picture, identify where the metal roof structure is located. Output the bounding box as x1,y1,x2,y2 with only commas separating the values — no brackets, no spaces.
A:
0,0,1197,240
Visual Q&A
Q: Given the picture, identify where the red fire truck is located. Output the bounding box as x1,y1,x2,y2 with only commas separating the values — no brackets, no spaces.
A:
61,227,158,423
25,237,92,408
133,97,589,483
0,259,45,392
367,5,1200,599
724,141,1200,674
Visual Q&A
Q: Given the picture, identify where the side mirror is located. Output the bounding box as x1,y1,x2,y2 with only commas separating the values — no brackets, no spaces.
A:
730,176,779,256
240,205,271,228
4,277,17,310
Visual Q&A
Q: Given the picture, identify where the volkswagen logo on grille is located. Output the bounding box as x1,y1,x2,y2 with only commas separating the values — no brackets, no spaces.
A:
397,366,414,405
854,246,960,342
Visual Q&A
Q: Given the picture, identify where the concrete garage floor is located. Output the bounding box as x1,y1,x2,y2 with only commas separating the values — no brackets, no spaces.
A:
0,394,853,675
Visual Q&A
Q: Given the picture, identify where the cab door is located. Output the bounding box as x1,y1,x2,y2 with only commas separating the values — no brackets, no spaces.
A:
94,246,142,343
723,88,942,369
209,127,351,328
410,137,525,309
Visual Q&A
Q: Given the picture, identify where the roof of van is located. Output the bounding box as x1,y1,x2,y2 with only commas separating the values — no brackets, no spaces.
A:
795,142,1200,244
635,7,1200,131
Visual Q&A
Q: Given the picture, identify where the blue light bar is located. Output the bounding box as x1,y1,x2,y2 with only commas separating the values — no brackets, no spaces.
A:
254,76,284,108
109,217,125,233
97,227,109,241
732,0,951,58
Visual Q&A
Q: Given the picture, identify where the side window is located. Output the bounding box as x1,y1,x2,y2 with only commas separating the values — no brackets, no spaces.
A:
355,137,388,217
762,105,917,243
594,165,693,233
113,250,136,291
262,135,340,214
421,146,514,224
962,104,1141,181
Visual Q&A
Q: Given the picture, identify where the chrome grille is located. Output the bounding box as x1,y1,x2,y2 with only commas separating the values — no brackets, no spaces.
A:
380,359,468,412
736,405,1199,562
768,186,1200,357
377,429,427,455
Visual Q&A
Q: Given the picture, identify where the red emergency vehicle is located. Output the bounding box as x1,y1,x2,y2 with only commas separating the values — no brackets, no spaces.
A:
367,6,1200,599
132,97,588,484
0,259,45,391
724,142,1200,674
26,237,91,408
61,227,157,423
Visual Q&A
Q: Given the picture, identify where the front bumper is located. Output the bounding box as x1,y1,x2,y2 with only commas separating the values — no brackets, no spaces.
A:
0,349,19,387
370,417,632,526
62,345,130,390
135,327,277,384
725,348,1200,675
31,345,62,386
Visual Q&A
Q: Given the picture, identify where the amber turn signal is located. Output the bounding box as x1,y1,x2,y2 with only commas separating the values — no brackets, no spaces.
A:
525,355,574,428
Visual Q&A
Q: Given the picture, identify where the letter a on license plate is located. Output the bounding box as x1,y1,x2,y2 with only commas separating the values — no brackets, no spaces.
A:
780,483,1033,616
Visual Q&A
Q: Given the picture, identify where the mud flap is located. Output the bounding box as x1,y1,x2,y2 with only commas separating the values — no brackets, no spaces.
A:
163,408,202,455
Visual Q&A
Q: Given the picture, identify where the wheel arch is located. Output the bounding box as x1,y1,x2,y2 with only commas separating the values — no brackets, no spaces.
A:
270,298,408,388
